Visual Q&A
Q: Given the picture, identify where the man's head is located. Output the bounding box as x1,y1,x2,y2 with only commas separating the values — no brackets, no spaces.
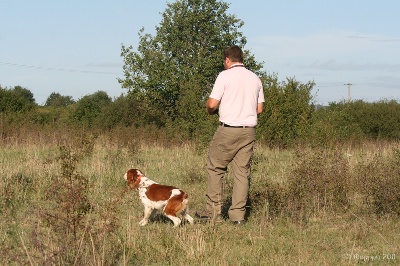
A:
223,45,243,63
223,45,243,69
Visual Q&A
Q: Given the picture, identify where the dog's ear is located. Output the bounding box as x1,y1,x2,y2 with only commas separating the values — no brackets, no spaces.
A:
124,169,136,182
136,169,144,177
125,169,141,189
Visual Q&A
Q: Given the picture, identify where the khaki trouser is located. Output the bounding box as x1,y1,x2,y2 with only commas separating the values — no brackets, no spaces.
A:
206,125,256,221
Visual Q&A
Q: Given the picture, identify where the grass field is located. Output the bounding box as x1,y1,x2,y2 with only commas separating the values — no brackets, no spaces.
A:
0,134,399,265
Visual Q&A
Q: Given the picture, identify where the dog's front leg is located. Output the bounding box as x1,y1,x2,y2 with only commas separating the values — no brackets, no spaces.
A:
139,205,153,226
184,213,194,225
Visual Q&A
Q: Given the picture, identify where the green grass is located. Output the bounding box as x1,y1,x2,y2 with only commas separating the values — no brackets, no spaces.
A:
0,136,399,265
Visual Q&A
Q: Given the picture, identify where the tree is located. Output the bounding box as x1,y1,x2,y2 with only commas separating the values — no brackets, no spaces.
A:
97,94,144,130
72,91,112,126
0,85,36,113
258,75,315,148
118,0,265,140
45,92,75,107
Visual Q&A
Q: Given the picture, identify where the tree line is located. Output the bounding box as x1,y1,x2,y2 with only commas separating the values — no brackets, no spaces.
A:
1,84,399,148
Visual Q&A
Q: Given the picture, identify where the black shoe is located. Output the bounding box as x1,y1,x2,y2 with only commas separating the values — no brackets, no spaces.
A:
233,220,246,226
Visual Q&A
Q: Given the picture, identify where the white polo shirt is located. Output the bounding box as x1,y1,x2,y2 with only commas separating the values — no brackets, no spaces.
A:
209,63,265,127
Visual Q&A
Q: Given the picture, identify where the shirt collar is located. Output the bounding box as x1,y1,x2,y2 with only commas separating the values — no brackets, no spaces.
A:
229,63,245,69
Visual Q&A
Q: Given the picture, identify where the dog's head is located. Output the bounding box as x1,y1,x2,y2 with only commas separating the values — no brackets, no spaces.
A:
124,168,144,190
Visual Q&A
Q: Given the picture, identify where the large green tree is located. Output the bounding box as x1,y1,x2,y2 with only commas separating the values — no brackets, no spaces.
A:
118,0,264,141
45,92,75,107
72,91,112,127
0,85,36,113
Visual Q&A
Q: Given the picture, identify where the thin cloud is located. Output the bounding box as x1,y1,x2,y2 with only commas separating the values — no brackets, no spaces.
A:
346,35,400,43
253,29,399,61
303,61,400,72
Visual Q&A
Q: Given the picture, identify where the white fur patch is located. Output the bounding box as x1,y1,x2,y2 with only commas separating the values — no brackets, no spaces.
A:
136,169,143,176
170,189,182,198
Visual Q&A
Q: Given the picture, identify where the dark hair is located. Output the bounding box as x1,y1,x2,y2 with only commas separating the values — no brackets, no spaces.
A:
223,45,243,63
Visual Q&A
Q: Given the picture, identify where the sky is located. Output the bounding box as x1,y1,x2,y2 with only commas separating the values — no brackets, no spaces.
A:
1,0,399,105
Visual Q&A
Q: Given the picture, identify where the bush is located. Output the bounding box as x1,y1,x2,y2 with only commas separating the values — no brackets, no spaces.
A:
308,105,365,147
249,178,288,221
72,91,112,127
45,92,75,107
286,147,350,223
258,75,315,148
0,85,36,113
355,148,400,216
311,100,400,145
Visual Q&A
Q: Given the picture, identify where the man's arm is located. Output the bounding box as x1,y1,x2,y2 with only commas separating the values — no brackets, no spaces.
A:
206,98,220,115
257,102,264,114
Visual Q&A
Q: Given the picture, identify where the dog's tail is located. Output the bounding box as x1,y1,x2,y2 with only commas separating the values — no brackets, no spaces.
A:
182,192,189,204
174,191,189,216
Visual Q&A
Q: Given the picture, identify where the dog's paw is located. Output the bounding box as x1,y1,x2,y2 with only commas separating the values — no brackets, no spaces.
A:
185,214,194,225
139,219,148,226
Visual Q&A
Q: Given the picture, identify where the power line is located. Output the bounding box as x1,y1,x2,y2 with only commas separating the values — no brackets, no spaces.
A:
0,61,121,75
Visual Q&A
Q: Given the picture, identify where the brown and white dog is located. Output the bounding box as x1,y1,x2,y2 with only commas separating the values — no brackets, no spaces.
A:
124,168,194,227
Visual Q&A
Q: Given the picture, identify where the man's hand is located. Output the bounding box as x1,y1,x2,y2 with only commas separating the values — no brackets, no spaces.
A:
257,102,264,114
206,98,220,115
210,108,219,115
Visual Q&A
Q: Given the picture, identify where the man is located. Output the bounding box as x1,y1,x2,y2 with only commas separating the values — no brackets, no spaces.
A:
196,45,264,225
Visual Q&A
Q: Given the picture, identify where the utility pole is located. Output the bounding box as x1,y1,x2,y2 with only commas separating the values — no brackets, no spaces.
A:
344,83,355,103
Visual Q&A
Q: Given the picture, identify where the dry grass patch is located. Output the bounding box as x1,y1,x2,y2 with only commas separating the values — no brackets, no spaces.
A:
1,138,399,265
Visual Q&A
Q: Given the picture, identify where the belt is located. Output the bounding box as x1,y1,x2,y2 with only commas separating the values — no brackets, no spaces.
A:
220,122,255,128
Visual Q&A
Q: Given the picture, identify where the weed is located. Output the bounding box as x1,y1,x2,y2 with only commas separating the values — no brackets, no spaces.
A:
355,147,400,217
286,147,351,223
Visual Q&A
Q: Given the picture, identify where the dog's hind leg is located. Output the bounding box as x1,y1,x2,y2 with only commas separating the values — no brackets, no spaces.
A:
180,206,194,224
165,215,182,228
184,213,194,224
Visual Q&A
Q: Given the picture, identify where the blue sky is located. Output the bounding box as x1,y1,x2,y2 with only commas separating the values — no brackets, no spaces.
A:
1,0,399,105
